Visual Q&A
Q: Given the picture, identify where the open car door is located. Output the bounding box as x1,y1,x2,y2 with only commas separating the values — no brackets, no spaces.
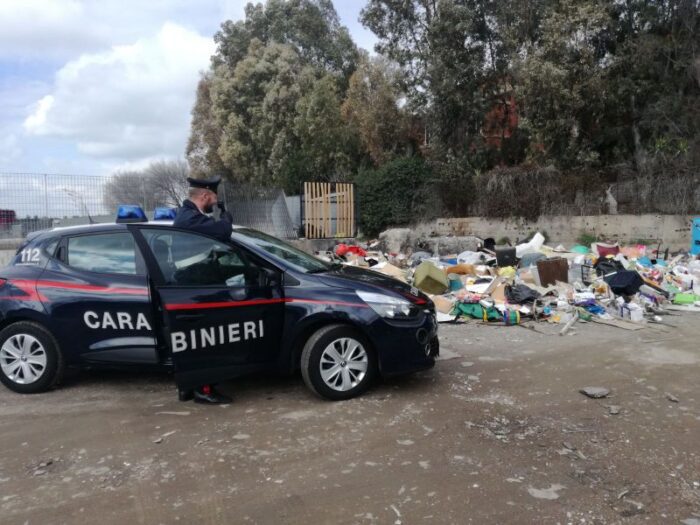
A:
136,228,285,390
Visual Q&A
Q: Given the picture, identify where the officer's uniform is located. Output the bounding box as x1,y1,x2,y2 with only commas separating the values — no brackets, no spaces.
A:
173,175,234,405
174,178,233,242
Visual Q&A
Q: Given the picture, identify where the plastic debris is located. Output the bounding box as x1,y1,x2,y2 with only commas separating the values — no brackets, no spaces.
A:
329,224,700,334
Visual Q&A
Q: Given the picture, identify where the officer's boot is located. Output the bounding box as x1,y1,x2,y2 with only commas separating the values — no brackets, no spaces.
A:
194,384,232,404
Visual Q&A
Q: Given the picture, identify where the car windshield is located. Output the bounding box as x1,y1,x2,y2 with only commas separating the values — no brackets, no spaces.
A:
232,228,331,273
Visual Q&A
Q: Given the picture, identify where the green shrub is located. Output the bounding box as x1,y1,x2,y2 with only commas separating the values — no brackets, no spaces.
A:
630,238,656,246
577,231,598,245
355,157,432,237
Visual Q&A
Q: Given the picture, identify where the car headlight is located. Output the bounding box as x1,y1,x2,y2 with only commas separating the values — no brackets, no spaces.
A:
356,291,420,320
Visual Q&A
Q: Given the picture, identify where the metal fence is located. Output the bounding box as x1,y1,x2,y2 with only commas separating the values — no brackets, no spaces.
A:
0,172,299,240
220,183,298,239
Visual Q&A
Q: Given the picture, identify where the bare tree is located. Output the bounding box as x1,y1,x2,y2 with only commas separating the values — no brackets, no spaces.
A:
103,160,190,212
147,160,189,207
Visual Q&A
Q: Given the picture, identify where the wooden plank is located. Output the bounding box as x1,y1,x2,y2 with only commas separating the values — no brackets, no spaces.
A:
313,182,318,239
316,182,322,238
339,183,344,237
326,182,331,238
312,182,317,238
319,182,324,238
321,182,326,238
349,183,355,237
318,182,323,238
309,182,313,238
304,182,309,238
327,182,331,238
345,184,352,237
338,184,345,237
309,181,314,238
342,183,348,237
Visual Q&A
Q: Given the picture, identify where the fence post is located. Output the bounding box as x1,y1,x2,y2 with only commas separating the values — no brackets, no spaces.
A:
43,173,48,218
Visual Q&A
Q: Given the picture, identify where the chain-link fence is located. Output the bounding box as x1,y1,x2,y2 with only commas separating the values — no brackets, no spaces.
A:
220,183,298,239
0,172,299,240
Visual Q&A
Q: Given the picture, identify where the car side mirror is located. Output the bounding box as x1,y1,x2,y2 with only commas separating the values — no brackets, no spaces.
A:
261,267,281,288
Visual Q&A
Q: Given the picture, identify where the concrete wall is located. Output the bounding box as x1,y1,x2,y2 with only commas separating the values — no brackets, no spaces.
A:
434,214,695,249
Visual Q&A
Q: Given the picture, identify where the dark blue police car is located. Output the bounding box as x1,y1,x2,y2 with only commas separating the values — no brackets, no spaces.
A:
0,207,438,400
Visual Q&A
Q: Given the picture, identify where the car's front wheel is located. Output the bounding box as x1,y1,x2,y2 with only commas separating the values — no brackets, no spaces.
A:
0,321,64,394
301,324,377,401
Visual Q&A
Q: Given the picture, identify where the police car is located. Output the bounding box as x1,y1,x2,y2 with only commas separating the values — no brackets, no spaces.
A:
0,206,438,400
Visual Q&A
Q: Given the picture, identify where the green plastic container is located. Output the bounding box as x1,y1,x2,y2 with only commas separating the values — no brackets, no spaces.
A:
673,293,700,305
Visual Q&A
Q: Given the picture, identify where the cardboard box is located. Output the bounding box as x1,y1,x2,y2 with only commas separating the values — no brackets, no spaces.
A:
445,263,476,275
431,295,456,314
414,261,449,294
372,263,407,282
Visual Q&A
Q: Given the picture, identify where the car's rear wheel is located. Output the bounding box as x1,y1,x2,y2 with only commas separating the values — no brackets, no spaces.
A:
0,322,64,394
301,324,377,400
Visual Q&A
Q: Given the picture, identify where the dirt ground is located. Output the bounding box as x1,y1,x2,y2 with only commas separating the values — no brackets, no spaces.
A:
1,315,700,525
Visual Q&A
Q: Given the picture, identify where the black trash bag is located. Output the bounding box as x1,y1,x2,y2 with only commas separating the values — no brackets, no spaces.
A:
604,270,644,296
594,257,625,276
505,284,541,304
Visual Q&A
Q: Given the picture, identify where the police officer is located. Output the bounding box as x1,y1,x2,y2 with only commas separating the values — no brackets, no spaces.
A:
174,175,233,404
174,175,233,242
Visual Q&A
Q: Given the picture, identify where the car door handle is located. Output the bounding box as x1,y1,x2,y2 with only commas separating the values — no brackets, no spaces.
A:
175,313,205,322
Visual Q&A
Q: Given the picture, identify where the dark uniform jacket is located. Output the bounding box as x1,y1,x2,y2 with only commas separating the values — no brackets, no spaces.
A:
173,199,233,242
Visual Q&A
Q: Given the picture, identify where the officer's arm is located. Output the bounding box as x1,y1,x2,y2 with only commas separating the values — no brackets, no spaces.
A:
178,212,232,241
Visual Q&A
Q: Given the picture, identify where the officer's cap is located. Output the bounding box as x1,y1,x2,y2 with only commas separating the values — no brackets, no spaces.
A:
187,175,222,194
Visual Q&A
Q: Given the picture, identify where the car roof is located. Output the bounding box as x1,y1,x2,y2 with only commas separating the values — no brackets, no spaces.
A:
32,221,245,239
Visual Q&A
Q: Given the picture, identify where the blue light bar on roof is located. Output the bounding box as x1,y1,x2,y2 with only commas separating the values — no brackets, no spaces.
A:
153,207,177,221
116,205,147,223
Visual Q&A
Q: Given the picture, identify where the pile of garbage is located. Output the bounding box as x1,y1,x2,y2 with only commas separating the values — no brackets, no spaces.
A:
320,235,700,331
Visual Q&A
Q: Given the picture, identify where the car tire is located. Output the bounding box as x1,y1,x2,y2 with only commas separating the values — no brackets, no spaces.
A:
0,321,64,394
301,324,377,401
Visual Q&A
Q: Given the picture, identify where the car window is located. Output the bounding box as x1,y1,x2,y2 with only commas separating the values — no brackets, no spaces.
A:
44,238,59,258
142,229,256,286
231,228,329,273
67,233,140,275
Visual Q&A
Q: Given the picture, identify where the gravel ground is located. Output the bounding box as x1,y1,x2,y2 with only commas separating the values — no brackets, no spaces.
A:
1,315,699,524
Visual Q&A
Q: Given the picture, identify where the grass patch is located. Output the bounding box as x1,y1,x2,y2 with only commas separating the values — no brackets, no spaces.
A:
577,231,598,246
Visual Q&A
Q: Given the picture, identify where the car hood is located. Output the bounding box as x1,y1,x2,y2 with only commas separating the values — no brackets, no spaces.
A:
317,265,430,304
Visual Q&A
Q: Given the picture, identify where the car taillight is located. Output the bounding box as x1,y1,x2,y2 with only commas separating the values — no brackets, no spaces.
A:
0,278,6,288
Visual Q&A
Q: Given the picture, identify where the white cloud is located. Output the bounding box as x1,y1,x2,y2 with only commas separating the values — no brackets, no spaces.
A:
24,22,215,162
0,0,245,60
2,0,371,173
0,0,106,58
23,96,54,132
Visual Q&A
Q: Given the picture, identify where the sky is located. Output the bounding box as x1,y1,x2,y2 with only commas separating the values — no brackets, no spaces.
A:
0,0,377,176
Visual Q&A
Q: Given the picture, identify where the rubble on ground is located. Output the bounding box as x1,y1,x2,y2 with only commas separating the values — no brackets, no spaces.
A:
317,229,700,331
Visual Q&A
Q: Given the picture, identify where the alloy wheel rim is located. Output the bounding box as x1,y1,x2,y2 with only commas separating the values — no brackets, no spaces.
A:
319,337,368,392
0,334,47,385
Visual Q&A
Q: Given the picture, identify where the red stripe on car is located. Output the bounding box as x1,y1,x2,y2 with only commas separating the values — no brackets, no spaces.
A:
34,280,148,296
0,280,48,302
165,298,369,311
165,298,287,311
